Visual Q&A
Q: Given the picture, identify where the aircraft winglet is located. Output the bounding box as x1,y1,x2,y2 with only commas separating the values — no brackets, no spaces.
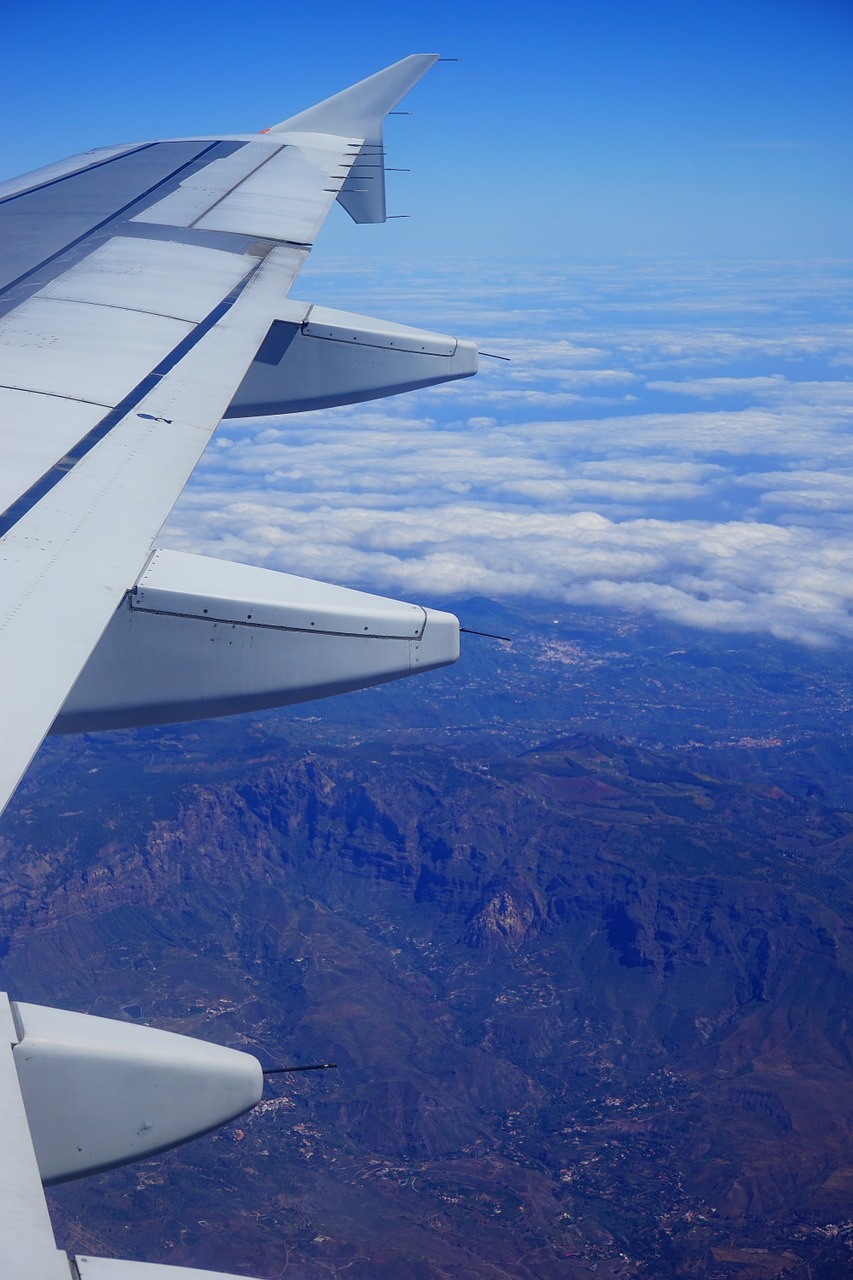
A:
272,54,439,138
272,54,440,223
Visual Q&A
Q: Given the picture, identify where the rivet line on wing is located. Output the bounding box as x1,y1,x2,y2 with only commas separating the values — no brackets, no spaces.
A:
128,600,423,641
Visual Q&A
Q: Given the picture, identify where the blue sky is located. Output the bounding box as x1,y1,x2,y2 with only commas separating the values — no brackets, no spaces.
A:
3,0,852,257
4,1,853,645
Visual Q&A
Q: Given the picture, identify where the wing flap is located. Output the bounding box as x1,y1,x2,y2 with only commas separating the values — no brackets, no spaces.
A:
131,140,286,227
0,238,255,512
133,135,361,246
193,137,359,244
0,391,104,513
39,237,252,322
0,143,141,204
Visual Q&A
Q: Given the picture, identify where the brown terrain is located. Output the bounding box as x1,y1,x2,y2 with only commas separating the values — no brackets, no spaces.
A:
1,601,853,1278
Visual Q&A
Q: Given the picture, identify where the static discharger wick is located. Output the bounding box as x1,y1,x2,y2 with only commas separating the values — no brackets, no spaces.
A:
479,351,510,362
263,1062,338,1075
461,626,512,643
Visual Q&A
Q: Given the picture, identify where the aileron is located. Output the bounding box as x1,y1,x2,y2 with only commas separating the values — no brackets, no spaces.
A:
131,140,286,226
191,138,361,244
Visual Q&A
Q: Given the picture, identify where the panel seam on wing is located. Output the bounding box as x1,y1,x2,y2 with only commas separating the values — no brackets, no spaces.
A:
0,384,111,408
26,294,211,326
127,599,425,640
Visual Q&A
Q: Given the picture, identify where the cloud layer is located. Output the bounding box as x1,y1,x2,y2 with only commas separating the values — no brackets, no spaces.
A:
163,258,853,645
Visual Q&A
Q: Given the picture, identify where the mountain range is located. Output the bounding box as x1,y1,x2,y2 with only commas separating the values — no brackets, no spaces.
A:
2,599,853,1278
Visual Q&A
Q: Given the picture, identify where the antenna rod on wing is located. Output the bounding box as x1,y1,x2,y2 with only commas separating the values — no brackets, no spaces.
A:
263,1062,338,1074
461,627,512,642
271,53,439,225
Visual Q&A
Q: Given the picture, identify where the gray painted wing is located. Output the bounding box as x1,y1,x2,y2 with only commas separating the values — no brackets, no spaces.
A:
0,54,441,1280
0,54,436,823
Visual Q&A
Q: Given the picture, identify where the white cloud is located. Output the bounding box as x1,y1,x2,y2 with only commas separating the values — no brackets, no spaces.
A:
163,259,853,646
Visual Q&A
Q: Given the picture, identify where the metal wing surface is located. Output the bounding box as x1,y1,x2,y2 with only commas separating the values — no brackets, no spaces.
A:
0,51,480,1280
0,54,439,822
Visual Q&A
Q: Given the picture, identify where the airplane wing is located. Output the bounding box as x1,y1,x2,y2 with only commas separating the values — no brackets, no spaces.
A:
0,51,475,824
0,55,477,1279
